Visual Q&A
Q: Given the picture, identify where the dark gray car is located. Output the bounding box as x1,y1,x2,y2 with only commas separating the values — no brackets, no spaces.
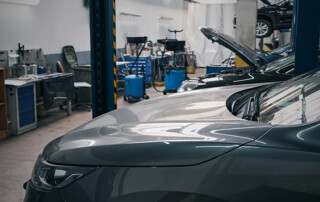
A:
24,67,320,202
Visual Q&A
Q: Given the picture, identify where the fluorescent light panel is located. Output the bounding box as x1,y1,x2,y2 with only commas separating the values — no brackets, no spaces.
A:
0,0,40,5
120,12,142,17
194,0,237,4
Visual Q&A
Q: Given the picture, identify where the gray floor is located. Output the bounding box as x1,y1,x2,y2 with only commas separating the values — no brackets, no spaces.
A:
0,68,205,202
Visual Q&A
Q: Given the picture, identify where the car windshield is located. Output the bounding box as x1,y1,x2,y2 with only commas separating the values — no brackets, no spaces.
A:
259,54,294,72
258,68,320,125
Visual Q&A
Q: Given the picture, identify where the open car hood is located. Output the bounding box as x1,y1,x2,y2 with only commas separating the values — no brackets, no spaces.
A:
43,84,272,167
201,27,261,69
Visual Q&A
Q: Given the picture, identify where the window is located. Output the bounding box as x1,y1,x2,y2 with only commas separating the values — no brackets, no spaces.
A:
259,77,320,125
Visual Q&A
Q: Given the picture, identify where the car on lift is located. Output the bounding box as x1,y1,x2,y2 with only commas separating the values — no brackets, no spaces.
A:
234,0,294,38
24,66,320,202
257,0,294,38
178,27,296,92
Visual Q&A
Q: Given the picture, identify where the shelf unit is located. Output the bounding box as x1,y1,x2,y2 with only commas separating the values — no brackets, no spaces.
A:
0,68,8,139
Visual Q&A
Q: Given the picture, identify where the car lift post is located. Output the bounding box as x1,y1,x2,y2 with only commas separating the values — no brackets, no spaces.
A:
90,0,117,118
292,0,320,76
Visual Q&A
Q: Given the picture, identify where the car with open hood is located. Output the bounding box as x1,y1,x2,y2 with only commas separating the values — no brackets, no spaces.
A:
178,27,299,92
221,42,292,67
24,66,320,202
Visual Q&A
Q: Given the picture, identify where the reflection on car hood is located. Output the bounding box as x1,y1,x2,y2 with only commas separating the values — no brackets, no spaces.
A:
201,27,261,69
43,84,272,167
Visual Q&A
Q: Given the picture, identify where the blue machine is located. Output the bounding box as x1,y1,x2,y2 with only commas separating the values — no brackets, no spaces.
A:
124,75,144,100
123,37,149,103
152,39,187,95
165,69,186,91
162,40,187,95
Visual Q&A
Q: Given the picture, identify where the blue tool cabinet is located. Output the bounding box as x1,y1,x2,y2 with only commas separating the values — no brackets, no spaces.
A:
18,85,35,128
6,83,37,135
119,57,154,84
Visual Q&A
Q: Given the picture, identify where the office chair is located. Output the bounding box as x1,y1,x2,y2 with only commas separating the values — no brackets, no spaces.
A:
61,46,92,111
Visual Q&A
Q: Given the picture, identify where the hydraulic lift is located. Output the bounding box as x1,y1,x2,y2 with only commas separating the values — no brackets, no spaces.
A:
292,0,320,76
90,0,117,118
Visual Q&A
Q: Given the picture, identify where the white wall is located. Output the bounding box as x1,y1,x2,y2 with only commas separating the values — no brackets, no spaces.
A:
0,0,187,54
185,3,236,66
116,0,188,48
0,0,90,54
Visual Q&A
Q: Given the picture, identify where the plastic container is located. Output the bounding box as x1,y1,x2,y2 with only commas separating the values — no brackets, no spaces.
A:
165,70,186,91
125,75,144,98
37,66,47,74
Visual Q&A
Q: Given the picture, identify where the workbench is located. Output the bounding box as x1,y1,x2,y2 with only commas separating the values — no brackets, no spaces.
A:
5,73,73,135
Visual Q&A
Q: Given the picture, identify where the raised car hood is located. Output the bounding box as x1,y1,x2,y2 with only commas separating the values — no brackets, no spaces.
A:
201,27,261,69
43,84,272,167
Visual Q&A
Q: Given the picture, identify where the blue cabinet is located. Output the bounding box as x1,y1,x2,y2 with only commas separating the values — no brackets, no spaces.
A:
6,83,37,135
119,57,154,84
17,85,35,128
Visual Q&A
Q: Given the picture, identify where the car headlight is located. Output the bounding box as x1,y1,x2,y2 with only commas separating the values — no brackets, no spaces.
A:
31,155,97,191
177,80,199,92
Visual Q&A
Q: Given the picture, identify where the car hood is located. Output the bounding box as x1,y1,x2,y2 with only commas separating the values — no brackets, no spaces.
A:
43,84,272,167
201,27,262,69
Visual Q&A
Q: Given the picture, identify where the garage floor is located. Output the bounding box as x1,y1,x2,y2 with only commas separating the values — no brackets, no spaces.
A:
0,68,205,202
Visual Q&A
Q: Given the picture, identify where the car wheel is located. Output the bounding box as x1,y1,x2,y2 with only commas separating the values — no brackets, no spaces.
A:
256,19,273,38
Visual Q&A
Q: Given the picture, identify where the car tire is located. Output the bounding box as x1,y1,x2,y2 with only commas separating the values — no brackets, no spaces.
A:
256,19,273,38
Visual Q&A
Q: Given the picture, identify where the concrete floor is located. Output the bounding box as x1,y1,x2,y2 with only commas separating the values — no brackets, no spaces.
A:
0,68,205,202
